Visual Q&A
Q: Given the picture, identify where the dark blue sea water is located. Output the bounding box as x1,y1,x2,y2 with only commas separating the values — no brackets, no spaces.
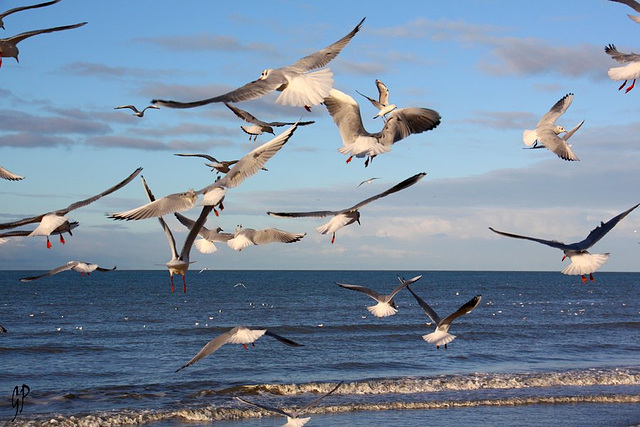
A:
1,270,639,426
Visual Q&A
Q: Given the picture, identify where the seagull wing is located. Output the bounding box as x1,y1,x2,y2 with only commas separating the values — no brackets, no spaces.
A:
0,0,60,20
348,172,426,211
610,0,640,13
297,381,344,414
267,210,339,218
114,105,139,113
20,261,78,282
140,176,179,260
537,131,579,161
4,22,87,45
406,285,441,325
214,124,298,189
224,102,269,126
244,228,306,245
488,227,570,250
235,396,293,418
95,265,117,272
174,153,218,163
376,108,441,146
108,189,197,221
604,44,640,63
178,205,215,262
439,295,482,328
176,329,234,372
336,283,384,302
562,120,585,141
571,202,640,250
324,88,370,143
389,275,422,299
264,330,304,347
537,93,573,128
288,18,365,71
356,89,384,110
0,166,24,181
376,79,390,105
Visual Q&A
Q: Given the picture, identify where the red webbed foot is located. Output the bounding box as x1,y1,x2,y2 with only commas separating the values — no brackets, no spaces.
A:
242,344,248,349
331,233,336,244
581,275,587,284
625,79,636,93
46,237,52,249
59,235,65,244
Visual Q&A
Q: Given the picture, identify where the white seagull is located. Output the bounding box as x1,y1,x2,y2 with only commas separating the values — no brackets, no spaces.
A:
151,18,365,111
176,326,303,372
356,79,397,121
236,381,344,427
0,221,78,245
323,88,441,167
609,0,640,23
337,275,422,318
109,124,298,220
140,176,212,293
0,0,61,30
19,261,116,282
523,93,581,161
604,43,640,93
0,22,87,67
226,224,306,252
268,172,426,244
0,167,141,248
406,286,482,349
0,166,24,181
489,202,640,283
114,104,159,117
225,103,314,141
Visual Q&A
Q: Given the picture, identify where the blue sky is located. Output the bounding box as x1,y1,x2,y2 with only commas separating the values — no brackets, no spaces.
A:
1,0,639,273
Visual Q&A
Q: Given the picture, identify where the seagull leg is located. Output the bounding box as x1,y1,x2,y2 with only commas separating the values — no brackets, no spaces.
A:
242,344,248,349
444,344,448,349
589,273,594,282
331,232,336,244
618,80,628,91
170,275,175,293
213,208,219,217
183,275,187,293
346,156,353,164
46,237,52,249
436,345,440,349
59,235,66,244
581,275,587,284
625,79,636,93
304,105,311,112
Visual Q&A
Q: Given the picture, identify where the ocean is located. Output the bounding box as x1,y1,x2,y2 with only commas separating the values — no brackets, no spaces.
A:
0,270,638,426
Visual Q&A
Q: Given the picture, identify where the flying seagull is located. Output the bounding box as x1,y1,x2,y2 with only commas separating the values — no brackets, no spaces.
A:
236,381,344,427
406,285,482,349
0,221,78,246
174,212,233,253
109,124,298,220
0,166,24,181
0,167,141,248
268,172,426,244
0,22,87,67
174,153,239,175
225,102,314,141
489,202,640,282
176,326,303,372
151,18,365,111
114,104,159,117
356,79,397,121
323,88,441,167
0,0,61,30
226,225,306,251
604,44,640,93
19,261,116,282
337,275,422,318
357,177,380,187
140,176,212,293
609,0,640,23
523,93,581,161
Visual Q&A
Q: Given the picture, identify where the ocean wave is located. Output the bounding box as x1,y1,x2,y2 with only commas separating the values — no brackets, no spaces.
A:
13,394,640,426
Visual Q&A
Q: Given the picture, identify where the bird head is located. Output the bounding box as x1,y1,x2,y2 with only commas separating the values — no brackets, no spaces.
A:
215,227,223,233
554,125,567,134
259,69,273,80
355,211,361,225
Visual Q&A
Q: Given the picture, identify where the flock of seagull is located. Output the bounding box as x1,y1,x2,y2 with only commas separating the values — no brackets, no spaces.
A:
2,2,640,423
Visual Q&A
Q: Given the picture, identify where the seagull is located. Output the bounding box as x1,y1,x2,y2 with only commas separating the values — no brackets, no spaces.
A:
0,0,61,30
356,79,397,121
604,44,640,93
0,166,24,181
174,212,233,253
151,18,365,111
236,381,344,427
139,176,212,293
268,172,426,244
323,88,441,167
337,275,422,318
522,118,584,151
0,22,86,67
406,286,482,349
525,93,581,161
0,167,141,248
357,177,380,187
114,104,159,117
174,153,239,176
0,221,78,245
226,224,306,251
19,261,116,282
609,0,640,23
109,124,298,221
225,102,314,141
489,202,640,283
176,326,303,371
